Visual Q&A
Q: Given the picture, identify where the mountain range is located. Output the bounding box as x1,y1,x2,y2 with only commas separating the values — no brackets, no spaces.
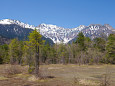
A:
0,19,115,44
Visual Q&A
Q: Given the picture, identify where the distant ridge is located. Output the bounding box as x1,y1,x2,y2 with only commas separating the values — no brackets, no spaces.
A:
0,19,114,44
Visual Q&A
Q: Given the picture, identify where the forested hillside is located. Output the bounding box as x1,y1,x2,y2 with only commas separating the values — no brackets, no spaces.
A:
0,30,115,65
0,35,10,45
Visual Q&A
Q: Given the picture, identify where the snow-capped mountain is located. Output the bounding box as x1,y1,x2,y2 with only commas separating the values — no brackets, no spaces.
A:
0,19,35,29
0,19,114,44
0,19,54,45
37,24,86,43
37,23,114,43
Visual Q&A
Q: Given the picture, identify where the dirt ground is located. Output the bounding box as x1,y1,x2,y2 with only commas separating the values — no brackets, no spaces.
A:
0,64,115,86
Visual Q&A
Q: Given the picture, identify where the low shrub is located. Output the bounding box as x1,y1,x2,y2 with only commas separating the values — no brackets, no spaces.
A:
4,65,22,75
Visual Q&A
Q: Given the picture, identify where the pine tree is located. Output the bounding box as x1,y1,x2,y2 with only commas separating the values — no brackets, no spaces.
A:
75,32,86,51
84,37,91,48
105,34,115,64
1,44,9,63
9,38,20,64
40,44,50,63
28,29,42,77
93,37,106,52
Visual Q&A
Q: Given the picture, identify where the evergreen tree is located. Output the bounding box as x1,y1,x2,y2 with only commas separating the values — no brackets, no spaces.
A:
1,44,9,63
84,37,91,48
105,34,115,64
17,41,24,64
93,37,106,52
75,32,86,51
40,43,50,63
23,41,35,72
28,29,42,77
0,44,9,64
9,38,20,64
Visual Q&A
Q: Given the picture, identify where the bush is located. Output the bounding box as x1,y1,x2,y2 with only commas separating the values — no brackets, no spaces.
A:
4,65,22,75
100,74,111,86
39,68,54,79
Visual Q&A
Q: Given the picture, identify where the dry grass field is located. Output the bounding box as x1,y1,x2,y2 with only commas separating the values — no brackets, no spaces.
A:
0,64,115,86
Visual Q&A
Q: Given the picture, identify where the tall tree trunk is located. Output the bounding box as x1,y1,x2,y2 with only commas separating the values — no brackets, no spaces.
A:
35,45,39,77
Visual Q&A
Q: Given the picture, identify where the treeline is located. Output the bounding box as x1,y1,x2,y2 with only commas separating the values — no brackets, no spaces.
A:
39,32,115,65
0,31,115,66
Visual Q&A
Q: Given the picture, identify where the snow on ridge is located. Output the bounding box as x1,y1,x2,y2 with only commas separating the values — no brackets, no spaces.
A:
0,19,113,44
37,23,87,44
37,23,114,44
0,19,35,29
0,19,12,24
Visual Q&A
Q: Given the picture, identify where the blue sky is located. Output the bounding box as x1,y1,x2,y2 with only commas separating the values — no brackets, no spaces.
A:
0,0,115,28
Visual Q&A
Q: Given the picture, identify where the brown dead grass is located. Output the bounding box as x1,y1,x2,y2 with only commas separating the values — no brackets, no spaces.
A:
0,64,115,86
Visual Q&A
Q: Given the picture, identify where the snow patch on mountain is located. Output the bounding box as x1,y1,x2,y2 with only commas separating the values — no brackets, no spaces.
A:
0,19,12,24
0,19,35,29
37,23,86,43
0,19,114,44
37,23,114,44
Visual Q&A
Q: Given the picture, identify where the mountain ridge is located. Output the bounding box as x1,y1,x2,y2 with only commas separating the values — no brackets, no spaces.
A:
37,23,114,43
0,19,114,44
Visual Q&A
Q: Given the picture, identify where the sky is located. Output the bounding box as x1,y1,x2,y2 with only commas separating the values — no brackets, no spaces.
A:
0,0,115,28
